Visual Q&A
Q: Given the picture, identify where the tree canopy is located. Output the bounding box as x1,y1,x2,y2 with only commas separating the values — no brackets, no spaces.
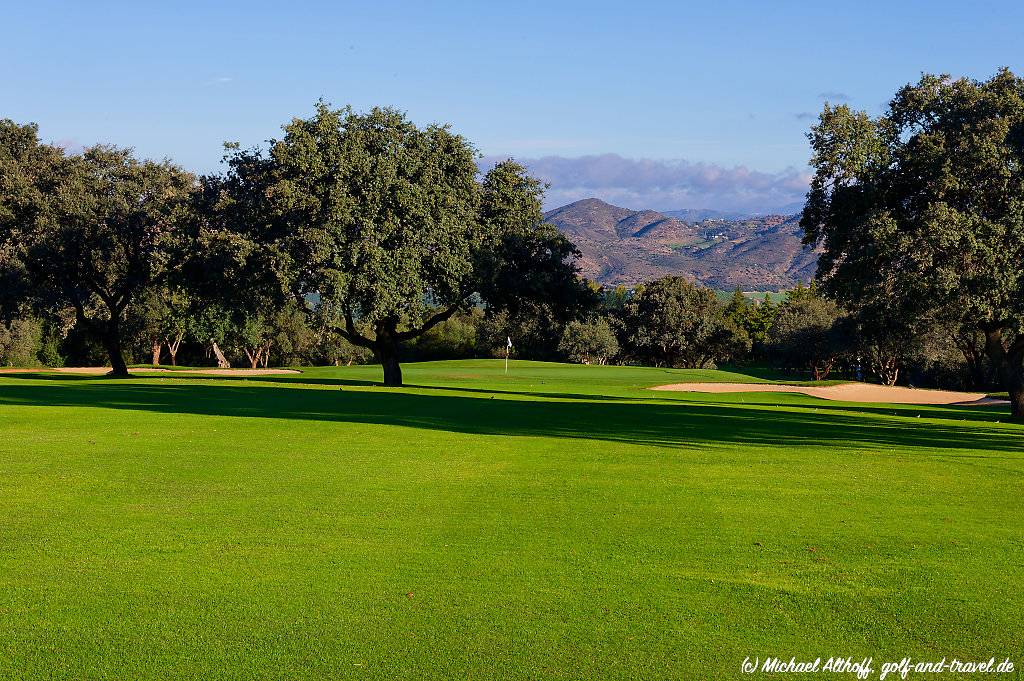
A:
622,276,749,369
0,122,194,375
801,68,1024,416
207,104,586,385
768,287,849,380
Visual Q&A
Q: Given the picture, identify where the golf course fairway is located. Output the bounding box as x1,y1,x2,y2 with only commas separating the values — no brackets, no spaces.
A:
0,360,1020,678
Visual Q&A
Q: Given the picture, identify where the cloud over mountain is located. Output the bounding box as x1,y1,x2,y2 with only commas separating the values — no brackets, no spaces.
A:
480,154,810,214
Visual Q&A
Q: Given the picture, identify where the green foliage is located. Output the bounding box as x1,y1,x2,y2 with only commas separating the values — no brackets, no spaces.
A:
131,286,195,365
408,308,481,360
255,103,483,383
0,316,43,366
621,276,750,368
850,304,922,386
0,125,194,375
601,284,630,313
559,317,619,365
237,314,274,368
472,160,596,361
802,68,1024,415
723,289,747,320
282,105,480,327
0,120,62,321
478,299,584,362
207,107,587,384
746,294,778,347
476,309,513,359
269,302,316,366
768,290,850,380
323,335,373,366
37,318,65,367
476,161,594,325
915,321,995,390
721,290,778,358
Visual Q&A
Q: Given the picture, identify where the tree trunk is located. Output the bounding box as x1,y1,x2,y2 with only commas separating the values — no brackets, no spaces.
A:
371,323,404,387
210,340,230,369
244,348,259,369
166,333,183,367
151,338,162,367
104,319,130,377
982,327,1024,419
957,344,984,388
997,362,1024,419
1009,381,1024,419
875,360,899,386
374,341,403,387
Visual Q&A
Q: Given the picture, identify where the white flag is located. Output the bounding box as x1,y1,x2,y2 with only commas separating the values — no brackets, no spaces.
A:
507,336,513,349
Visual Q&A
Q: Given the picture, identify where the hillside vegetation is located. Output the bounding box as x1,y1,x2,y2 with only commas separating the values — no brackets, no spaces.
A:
544,198,818,289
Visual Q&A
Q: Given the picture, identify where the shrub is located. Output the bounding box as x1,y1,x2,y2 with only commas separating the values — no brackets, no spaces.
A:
0,316,43,366
621,277,749,368
768,289,851,380
559,318,619,365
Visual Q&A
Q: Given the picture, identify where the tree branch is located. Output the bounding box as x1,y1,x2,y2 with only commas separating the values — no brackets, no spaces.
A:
394,294,472,342
337,307,374,348
1008,335,1024,358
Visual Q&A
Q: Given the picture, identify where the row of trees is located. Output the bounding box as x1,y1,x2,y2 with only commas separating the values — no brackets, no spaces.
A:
3,248,985,391
3,69,1022,416
554,280,989,389
0,104,590,385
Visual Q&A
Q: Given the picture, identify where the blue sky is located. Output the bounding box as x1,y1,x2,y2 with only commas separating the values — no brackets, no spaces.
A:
5,1,1022,212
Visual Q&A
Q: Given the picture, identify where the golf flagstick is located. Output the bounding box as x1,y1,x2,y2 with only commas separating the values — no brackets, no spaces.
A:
505,336,512,374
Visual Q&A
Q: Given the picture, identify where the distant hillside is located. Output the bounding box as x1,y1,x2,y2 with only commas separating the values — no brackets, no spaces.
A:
544,198,818,290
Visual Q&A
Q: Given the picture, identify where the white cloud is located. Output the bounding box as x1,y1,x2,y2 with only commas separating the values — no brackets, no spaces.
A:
480,153,810,213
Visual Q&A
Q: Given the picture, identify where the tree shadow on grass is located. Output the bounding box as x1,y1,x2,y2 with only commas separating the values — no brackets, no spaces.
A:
677,394,1012,427
0,379,1021,455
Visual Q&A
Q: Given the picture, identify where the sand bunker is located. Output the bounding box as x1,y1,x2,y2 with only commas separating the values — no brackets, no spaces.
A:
651,381,1007,406
0,367,300,376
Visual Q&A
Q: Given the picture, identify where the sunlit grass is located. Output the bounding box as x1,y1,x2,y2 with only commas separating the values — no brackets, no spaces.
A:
0,360,1020,678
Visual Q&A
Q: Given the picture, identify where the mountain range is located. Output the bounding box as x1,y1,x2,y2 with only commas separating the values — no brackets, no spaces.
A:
543,198,818,291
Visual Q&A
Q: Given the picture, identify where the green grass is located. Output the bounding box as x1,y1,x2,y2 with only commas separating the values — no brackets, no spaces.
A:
126,363,207,371
1,360,1021,678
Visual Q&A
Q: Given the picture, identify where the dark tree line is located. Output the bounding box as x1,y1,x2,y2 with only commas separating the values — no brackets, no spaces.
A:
3,72,1022,417
0,105,589,386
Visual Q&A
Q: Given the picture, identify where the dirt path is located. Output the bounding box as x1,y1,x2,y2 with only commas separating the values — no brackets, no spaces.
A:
0,367,300,376
650,381,1007,406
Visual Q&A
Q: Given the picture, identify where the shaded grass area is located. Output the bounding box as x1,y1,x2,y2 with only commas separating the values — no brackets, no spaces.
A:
0,378,1019,454
0,360,1022,679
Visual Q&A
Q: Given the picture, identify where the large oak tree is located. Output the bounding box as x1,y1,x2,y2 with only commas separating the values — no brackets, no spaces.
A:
0,120,194,375
802,69,1024,417
208,104,585,385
